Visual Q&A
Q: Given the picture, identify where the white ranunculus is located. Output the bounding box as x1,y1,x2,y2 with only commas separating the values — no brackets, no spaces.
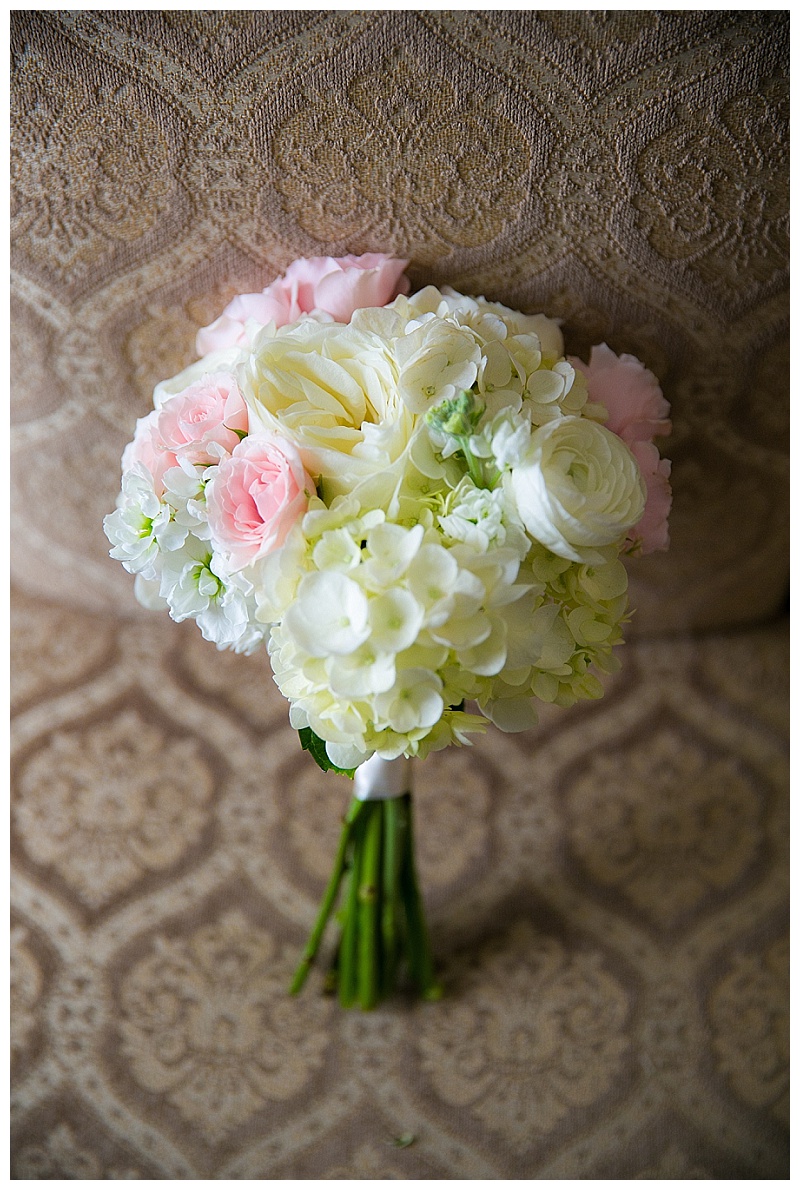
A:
509,417,646,564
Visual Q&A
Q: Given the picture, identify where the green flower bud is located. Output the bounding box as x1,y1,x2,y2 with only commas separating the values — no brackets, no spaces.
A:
425,390,485,437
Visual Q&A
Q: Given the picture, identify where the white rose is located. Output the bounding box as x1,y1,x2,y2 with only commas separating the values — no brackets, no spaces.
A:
509,416,646,563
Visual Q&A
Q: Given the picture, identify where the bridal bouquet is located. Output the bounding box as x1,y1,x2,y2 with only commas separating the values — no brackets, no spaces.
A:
105,254,671,1007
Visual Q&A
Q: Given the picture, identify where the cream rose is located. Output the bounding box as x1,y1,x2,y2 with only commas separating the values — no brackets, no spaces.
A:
241,319,415,496
509,416,646,563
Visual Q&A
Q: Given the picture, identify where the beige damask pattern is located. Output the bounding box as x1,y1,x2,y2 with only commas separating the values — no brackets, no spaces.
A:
14,710,215,909
12,1122,143,1181
11,48,173,279
11,927,43,1059
634,81,789,293
118,911,332,1142
11,10,788,1180
417,920,630,1147
273,53,531,259
709,936,789,1125
564,727,764,926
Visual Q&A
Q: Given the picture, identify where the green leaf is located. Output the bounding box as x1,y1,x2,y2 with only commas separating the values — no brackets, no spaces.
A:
388,1133,416,1149
298,727,357,778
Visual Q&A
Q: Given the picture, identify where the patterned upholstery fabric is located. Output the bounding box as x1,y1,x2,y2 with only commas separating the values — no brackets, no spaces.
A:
11,12,788,1178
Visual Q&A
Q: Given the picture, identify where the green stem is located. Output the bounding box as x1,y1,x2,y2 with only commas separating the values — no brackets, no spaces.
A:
400,794,443,1000
459,438,485,488
290,797,365,996
381,798,403,997
338,814,364,1008
358,803,382,1010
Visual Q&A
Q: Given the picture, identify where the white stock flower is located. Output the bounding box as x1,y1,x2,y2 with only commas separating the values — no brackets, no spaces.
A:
158,535,257,649
133,573,167,610
470,407,532,471
162,462,214,540
509,417,646,564
104,466,180,579
437,480,508,552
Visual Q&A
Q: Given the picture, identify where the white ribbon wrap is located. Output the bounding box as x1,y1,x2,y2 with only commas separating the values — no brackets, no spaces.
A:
354,754,413,801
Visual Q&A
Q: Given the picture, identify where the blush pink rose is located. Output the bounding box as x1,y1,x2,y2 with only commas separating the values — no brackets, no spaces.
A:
205,434,314,570
571,343,672,554
629,441,672,555
196,254,410,353
571,343,671,444
122,408,177,495
157,373,248,463
122,373,248,495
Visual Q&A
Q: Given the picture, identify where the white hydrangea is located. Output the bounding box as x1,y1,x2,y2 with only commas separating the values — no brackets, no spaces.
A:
395,318,481,414
261,499,537,765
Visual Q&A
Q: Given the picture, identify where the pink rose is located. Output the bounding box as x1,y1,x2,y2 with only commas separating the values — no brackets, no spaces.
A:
571,343,671,444
571,343,672,554
122,408,177,495
629,441,672,555
206,434,314,570
196,254,410,354
122,373,248,495
157,373,248,464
